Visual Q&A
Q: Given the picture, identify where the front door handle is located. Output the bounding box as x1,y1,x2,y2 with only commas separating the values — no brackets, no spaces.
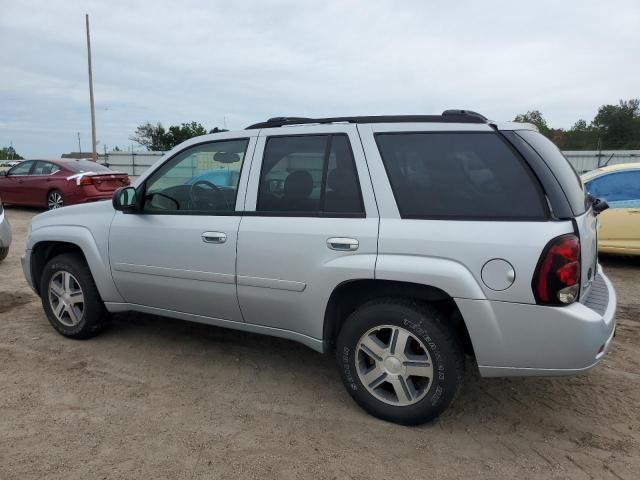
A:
202,231,227,244
327,237,359,251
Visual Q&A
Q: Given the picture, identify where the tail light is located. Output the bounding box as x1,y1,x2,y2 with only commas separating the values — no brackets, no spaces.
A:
532,234,581,305
78,176,95,186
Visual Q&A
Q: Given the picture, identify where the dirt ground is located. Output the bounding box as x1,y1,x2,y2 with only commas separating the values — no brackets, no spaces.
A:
0,207,638,480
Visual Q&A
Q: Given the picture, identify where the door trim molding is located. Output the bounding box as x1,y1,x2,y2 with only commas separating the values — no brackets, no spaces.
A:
112,262,235,284
237,274,306,292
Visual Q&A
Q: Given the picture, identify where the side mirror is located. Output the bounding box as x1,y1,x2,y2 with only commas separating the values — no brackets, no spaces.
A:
112,186,138,212
592,197,609,215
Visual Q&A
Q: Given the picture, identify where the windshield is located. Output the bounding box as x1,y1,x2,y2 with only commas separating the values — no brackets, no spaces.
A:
64,160,114,174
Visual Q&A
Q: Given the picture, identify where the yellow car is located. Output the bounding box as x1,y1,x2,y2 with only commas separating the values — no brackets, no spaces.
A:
581,162,640,255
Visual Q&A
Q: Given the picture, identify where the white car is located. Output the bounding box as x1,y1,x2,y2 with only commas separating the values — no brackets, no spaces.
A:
0,196,11,262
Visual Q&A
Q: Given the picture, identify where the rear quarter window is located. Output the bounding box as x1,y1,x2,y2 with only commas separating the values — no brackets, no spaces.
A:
516,130,588,215
375,132,547,220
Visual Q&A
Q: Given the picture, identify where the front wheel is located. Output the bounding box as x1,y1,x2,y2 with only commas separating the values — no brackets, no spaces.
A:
336,299,464,425
47,189,64,210
40,253,110,339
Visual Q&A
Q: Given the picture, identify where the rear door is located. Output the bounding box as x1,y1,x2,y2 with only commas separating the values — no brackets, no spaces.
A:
236,125,379,342
31,161,62,206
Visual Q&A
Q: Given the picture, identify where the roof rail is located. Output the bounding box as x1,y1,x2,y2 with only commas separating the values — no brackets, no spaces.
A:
441,109,488,121
246,111,488,129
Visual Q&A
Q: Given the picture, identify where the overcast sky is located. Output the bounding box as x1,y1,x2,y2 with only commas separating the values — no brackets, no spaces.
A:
1,0,639,158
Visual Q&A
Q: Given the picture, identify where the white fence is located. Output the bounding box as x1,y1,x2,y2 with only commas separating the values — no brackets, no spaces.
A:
100,152,165,176
100,149,640,178
562,150,640,174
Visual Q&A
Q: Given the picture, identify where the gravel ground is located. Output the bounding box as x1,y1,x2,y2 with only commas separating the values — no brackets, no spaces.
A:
1,207,638,480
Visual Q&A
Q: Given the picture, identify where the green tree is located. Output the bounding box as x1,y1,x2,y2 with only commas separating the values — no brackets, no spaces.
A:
130,122,170,151
130,122,228,151
562,119,597,150
591,99,640,149
513,110,552,138
0,146,24,160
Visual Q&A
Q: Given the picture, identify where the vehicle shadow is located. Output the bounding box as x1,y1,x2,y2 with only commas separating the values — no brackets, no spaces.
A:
103,310,611,430
599,253,640,268
3,205,46,214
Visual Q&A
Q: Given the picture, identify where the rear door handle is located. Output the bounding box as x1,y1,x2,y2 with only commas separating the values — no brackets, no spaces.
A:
202,231,227,244
327,237,359,251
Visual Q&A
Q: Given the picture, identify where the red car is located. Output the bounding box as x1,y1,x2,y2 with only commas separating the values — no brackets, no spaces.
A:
0,159,129,210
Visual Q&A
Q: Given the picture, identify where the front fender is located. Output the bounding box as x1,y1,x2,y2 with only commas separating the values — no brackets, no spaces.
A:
29,225,123,303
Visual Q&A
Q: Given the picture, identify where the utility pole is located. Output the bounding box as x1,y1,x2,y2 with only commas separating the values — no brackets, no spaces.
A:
85,14,97,161
77,132,82,152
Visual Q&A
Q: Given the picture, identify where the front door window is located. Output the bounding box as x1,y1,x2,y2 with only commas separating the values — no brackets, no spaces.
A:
144,139,249,213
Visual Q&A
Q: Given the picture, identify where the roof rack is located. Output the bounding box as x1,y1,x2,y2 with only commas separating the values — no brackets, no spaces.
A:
245,110,488,129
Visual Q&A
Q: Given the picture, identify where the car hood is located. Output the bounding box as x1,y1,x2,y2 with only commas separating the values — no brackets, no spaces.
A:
31,199,116,232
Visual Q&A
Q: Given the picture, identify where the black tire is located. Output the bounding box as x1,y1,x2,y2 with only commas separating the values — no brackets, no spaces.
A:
0,246,8,262
336,298,464,425
40,253,110,339
47,189,64,210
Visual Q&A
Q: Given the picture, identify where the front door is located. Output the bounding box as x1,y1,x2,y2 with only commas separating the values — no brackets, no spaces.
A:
587,170,640,252
109,136,256,321
236,126,379,342
0,160,36,204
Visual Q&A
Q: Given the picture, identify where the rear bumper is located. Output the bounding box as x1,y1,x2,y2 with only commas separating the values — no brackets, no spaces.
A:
67,192,113,205
456,266,617,377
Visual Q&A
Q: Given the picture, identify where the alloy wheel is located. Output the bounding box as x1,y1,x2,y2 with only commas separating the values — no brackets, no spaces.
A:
48,271,85,327
356,325,434,406
48,192,64,209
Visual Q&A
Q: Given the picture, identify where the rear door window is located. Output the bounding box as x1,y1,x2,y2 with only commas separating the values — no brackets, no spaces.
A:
33,161,61,175
375,132,547,219
257,134,364,215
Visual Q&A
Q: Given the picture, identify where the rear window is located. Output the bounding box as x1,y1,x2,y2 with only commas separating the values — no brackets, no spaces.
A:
516,130,588,215
375,132,547,220
64,160,113,174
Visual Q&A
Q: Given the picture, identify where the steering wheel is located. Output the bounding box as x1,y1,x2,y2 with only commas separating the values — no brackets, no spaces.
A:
189,180,227,210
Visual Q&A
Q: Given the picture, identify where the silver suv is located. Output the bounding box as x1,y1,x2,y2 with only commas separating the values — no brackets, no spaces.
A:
22,111,616,425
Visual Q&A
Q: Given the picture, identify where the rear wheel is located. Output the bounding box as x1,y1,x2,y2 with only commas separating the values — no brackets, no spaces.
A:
336,298,464,425
0,246,8,262
47,190,64,210
40,253,110,338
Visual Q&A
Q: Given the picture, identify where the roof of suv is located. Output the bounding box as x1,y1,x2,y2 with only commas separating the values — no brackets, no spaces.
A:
246,110,489,129
245,110,539,132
